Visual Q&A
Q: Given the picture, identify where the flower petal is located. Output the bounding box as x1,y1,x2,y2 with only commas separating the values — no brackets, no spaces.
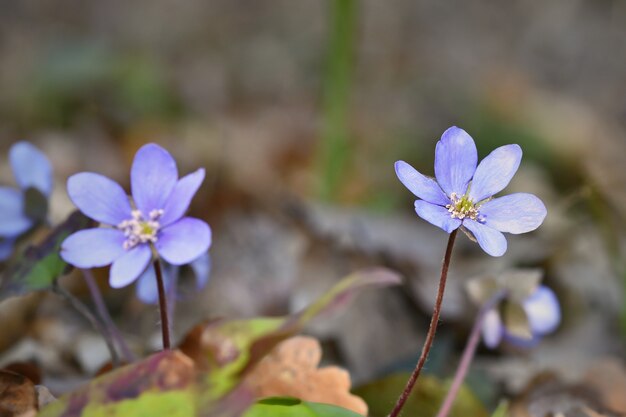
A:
468,144,522,202
135,265,158,304
479,193,547,234
395,161,449,206
10,142,53,196
414,200,462,233
0,187,32,236
155,217,211,265
523,285,560,336
434,126,477,197
136,263,180,304
190,252,211,289
503,333,542,349
67,173,132,225
481,309,503,349
110,244,152,288
0,238,15,261
61,228,126,268
463,220,507,257
160,168,205,226
131,144,178,214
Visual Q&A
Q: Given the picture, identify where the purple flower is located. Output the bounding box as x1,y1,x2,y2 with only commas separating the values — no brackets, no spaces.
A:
481,285,560,349
395,126,547,256
0,142,53,260
61,143,211,288
136,252,211,304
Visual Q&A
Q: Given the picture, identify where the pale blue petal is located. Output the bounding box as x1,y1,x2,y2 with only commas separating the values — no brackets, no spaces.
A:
190,252,211,289
0,187,32,236
0,239,15,261
131,144,178,215
434,127,477,197
468,145,522,202
135,263,180,304
523,285,560,335
414,200,462,233
109,244,152,288
479,193,547,234
10,142,53,196
155,217,211,265
67,173,132,226
395,161,449,206
61,228,126,268
160,168,205,226
503,333,541,348
481,309,503,349
463,220,507,257
136,265,159,304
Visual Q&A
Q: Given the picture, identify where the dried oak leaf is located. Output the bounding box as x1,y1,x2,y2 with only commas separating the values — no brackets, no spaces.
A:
245,336,368,416
583,359,626,415
0,370,37,417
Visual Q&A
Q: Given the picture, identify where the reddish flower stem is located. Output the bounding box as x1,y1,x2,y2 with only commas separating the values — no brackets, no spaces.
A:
154,258,171,350
435,289,506,417
388,229,458,417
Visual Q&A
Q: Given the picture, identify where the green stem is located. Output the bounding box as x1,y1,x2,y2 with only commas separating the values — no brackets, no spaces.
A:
318,0,358,201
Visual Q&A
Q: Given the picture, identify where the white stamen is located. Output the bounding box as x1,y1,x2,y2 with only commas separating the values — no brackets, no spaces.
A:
117,209,164,250
445,193,480,221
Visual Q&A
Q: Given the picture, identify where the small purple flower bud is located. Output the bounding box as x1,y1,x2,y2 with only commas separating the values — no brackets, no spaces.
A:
0,142,53,260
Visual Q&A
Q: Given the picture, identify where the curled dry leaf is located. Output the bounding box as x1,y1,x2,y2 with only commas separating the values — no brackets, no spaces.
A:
245,336,368,416
0,370,38,417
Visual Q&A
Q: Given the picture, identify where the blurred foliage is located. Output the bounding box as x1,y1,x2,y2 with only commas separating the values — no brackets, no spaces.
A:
14,42,182,129
354,373,488,417
40,269,400,416
317,0,357,201
0,211,92,301
244,397,363,417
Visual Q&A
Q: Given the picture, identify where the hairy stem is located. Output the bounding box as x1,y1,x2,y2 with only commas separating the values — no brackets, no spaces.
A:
154,259,171,350
435,289,506,417
81,269,135,363
53,282,120,367
388,229,458,417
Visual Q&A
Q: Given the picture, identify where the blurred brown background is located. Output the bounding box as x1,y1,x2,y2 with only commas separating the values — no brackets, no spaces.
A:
0,0,625,407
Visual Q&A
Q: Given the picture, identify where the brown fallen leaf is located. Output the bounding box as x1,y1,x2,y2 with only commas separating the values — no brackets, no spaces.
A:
0,370,37,417
245,336,368,416
2,362,42,386
584,359,626,414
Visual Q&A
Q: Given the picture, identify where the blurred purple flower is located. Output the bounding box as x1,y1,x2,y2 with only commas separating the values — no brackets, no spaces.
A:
481,285,560,349
0,142,53,260
136,252,211,304
61,143,211,288
395,126,547,256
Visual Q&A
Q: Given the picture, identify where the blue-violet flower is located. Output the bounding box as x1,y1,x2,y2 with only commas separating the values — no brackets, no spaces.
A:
481,285,560,348
395,126,547,256
0,142,53,260
61,143,211,288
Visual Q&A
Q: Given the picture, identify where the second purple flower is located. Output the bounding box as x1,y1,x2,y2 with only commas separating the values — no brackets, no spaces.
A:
61,143,212,288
